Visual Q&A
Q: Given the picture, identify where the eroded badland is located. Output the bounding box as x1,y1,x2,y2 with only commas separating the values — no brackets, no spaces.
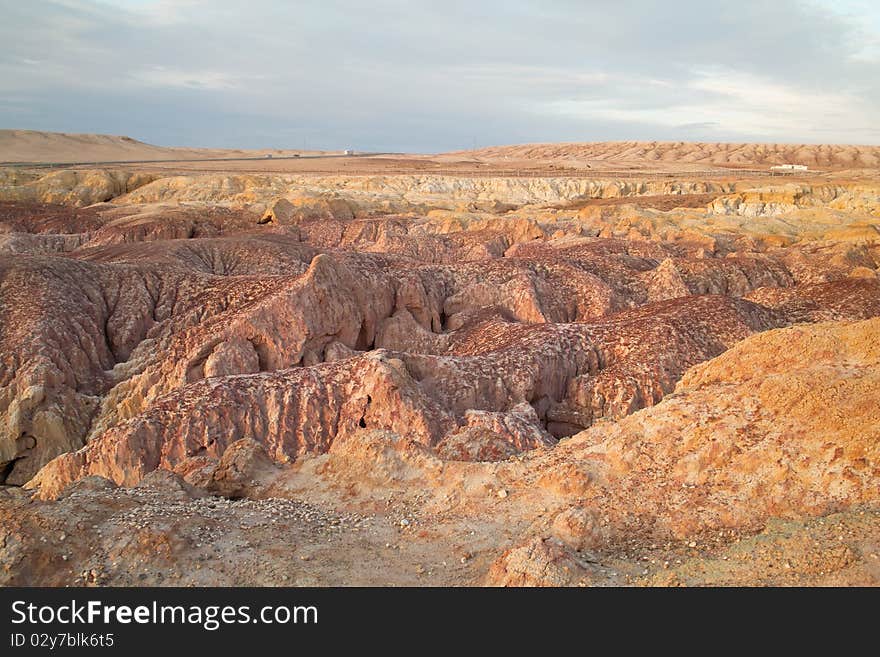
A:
1,133,879,586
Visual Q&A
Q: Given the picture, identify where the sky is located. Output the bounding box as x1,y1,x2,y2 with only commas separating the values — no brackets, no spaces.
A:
0,0,879,152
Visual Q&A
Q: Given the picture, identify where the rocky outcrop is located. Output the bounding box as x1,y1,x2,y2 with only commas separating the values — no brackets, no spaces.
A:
19,294,821,496
0,169,158,206
522,316,880,538
4,190,879,491
0,249,291,483
116,172,741,210
1,159,879,586
259,195,356,226
708,184,880,218
485,537,594,586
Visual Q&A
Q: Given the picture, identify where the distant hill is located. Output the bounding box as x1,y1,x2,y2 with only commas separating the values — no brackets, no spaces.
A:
0,130,203,163
451,141,880,169
5,131,879,170
0,129,302,163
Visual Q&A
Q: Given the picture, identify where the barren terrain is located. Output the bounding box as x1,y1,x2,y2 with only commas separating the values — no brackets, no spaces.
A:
1,133,878,586
0,129,326,164
459,141,880,170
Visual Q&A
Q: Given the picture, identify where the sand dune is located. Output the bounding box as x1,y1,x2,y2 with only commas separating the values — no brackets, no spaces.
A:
0,129,309,163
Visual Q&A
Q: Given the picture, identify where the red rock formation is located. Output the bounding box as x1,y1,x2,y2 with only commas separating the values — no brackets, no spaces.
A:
1,198,878,497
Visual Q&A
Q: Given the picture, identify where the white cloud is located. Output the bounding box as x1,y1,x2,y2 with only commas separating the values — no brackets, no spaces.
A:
128,67,244,91
2,1,879,148
451,65,611,87
96,0,204,25
544,69,879,143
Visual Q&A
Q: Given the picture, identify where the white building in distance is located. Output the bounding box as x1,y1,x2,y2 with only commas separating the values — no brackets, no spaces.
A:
770,164,808,172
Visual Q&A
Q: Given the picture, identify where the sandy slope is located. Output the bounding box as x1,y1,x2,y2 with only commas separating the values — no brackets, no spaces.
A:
455,141,880,169
6,131,880,173
0,129,314,163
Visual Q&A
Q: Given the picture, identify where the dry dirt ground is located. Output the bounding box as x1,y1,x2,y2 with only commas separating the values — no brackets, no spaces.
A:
6,129,880,180
0,134,879,586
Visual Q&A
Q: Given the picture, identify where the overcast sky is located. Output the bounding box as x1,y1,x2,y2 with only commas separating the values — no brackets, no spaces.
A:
1,0,879,151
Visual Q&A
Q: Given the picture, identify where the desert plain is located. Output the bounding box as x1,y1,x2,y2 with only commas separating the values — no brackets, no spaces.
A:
1,130,879,586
